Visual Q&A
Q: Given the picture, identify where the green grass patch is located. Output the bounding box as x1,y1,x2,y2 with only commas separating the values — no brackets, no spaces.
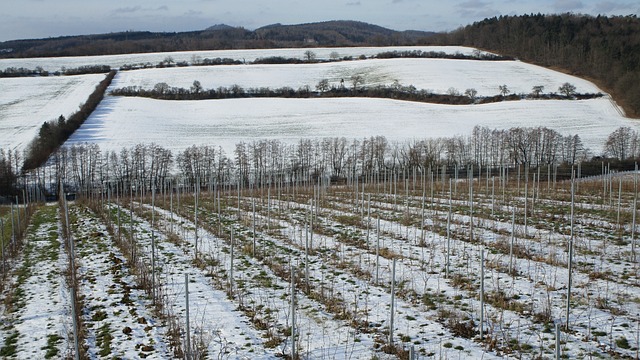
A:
96,323,113,357
0,331,19,356
42,333,63,359
91,310,108,322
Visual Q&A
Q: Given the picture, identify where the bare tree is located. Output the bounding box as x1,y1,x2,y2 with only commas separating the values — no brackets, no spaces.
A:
316,79,330,93
605,126,636,160
190,80,202,94
304,50,317,62
559,82,577,98
447,87,461,96
464,88,478,100
154,82,170,95
531,85,544,97
499,84,510,97
163,56,174,66
350,74,364,91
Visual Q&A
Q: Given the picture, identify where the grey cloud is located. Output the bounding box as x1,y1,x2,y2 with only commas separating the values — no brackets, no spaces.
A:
456,0,499,19
459,0,491,8
553,0,584,12
346,1,361,5
184,10,204,16
593,1,636,13
112,5,171,15
113,6,142,14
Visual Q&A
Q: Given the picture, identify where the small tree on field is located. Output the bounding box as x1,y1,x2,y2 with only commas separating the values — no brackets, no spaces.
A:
330,51,340,60
464,88,478,100
316,79,330,93
163,56,174,66
531,85,544,97
191,80,203,94
446,87,460,96
499,84,510,97
154,82,170,95
605,126,637,160
304,50,317,62
559,82,577,98
350,75,364,91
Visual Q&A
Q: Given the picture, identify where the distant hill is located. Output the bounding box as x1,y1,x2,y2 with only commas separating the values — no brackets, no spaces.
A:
205,24,236,31
254,20,431,46
0,20,434,59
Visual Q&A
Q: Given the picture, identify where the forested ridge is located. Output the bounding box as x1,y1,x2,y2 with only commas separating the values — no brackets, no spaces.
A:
429,14,640,117
0,21,432,58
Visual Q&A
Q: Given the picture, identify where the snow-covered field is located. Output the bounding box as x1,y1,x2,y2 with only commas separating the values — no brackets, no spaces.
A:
1,46,633,157
0,74,105,150
0,205,72,359
67,95,635,156
61,50,627,157
0,46,481,72
111,57,601,97
5,45,640,360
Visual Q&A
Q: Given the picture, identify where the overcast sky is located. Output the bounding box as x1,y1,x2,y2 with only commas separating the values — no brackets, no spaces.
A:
1,0,638,42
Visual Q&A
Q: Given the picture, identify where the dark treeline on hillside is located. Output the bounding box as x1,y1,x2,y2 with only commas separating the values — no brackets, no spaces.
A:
0,21,433,59
0,65,111,78
0,150,18,198
374,50,513,61
21,70,117,172
429,14,640,117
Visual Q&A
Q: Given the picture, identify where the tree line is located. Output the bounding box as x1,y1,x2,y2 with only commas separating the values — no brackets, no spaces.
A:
0,65,111,78
110,80,600,106
374,49,513,61
25,126,591,194
3,125,639,197
2,48,511,78
0,150,18,198
22,70,117,171
429,14,640,117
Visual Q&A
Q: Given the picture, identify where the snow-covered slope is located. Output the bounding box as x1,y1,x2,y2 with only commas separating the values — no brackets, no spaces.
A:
67,95,634,156
0,46,481,72
111,58,601,97
0,74,105,151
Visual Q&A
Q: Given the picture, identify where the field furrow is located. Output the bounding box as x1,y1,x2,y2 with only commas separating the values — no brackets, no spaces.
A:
0,205,71,359
70,205,173,359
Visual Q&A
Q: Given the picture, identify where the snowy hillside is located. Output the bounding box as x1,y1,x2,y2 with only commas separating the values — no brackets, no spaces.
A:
0,46,481,72
67,95,632,156
0,74,106,151
111,58,601,97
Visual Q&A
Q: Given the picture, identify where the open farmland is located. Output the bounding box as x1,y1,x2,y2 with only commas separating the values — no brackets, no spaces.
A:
1,46,633,157
0,74,106,150
0,46,482,73
3,44,640,360
67,95,631,156
58,49,633,157
110,57,601,97
4,172,640,359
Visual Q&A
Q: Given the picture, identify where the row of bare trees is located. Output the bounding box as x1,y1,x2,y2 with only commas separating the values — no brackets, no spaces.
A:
31,125,597,193
3,125,635,198
604,126,640,160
